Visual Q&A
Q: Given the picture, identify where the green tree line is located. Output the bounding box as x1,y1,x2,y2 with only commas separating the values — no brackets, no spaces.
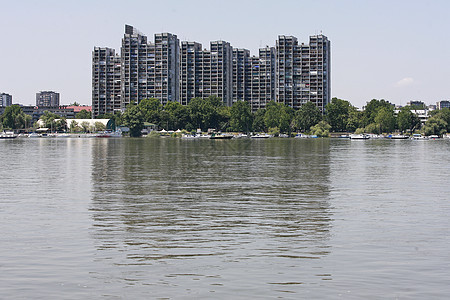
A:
3,98,450,138
118,97,437,137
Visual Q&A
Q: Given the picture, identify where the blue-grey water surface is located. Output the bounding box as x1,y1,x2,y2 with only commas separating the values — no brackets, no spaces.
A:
1,137,449,299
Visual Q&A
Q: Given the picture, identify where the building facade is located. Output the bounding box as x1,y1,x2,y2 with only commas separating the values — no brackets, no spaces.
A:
0,93,12,107
121,25,179,109
36,91,60,107
93,25,331,113
92,47,121,117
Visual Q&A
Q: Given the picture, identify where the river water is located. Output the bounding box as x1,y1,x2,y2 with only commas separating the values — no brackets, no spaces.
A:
1,137,449,299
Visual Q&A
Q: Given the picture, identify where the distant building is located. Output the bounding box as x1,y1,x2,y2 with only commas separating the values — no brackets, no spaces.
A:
436,100,450,110
407,101,425,108
0,93,12,107
0,105,76,123
36,91,60,107
65,105,92,113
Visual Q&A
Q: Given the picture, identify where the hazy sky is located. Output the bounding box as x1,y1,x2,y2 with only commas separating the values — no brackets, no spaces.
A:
1,0,449,108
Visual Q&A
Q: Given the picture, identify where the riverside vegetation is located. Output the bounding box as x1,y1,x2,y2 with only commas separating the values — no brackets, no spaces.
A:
1,97,450,137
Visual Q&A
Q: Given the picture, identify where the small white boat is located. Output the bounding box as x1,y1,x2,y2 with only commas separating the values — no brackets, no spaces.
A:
411,134,428,140
350,134,370,140
390,134,409,140
251,134,271,139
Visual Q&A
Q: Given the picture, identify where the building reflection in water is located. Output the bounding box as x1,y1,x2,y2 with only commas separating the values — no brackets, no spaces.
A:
90,138,333,292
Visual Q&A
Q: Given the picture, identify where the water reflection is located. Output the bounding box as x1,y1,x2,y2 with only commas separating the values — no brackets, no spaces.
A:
90,138,332,294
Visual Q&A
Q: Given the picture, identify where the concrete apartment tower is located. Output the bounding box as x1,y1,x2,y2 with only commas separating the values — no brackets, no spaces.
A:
275,34,330,111
232,48,250,104
36,91,60,107
180,41,203,105
121,25,179,108
180,40,233,106
92,47,121,117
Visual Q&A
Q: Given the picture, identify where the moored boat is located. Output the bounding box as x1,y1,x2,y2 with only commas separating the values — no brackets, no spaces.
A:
389,134,409,140
411,134,428,140
251,134,271,139
0,131,18,139
209,134,233,139
350,134,370,140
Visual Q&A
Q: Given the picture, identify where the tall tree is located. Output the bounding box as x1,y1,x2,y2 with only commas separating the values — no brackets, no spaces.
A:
374,107,396,133
188,96,222,131
230,100,253,132
164,101,189,130
1,105,28,129
362,99,394,127
294,101,322,132
325,98,354,132
263,101,294,133
123,103,145,137
252,109,266,132
397,106,420,133
138,98,162,124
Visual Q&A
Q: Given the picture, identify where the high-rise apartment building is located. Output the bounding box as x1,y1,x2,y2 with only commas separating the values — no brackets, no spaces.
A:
180,41,202,105
121,25,179,108
0,93,12,107
275,34,330,111
93,25,330,113
232,48,250,103
36,91,60,107
92,47,121,117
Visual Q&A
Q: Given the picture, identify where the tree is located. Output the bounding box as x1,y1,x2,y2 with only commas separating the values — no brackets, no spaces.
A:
188,96,222,131
264,101,280,129
374,107,396,133
325,98,354,132
164,101,189,130
55,118,67,132
310,121,331,137
263,101,294,133
94,121,106,132
40,111,59,131
346,109,362,132
230,101,253,132
294,101,322,132
397,106,420,133
217,106,231,131
80,121,91,133
69,120,82,133
76,109,92,119
252,109,266,132
139,98,163,124
1,105,28,129
431,108,450,132
362,99,394,127
423,116,447,136
123,103,144,137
